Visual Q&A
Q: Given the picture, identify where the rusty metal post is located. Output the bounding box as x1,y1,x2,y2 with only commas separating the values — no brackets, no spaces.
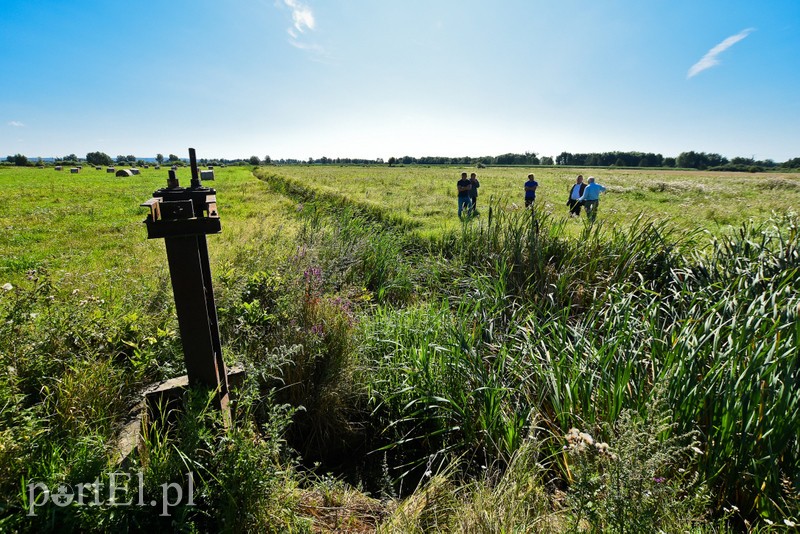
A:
141,148,230,420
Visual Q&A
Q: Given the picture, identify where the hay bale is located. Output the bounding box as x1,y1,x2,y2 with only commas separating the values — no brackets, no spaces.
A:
200,169,215,181
131,168,140,175
107,167,115,173
95,166,102,170
70,167,79,173
116,169,134,177
55,166,63,171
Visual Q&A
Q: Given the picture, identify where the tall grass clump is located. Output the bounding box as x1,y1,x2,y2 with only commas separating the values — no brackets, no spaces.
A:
655,217,800,520
219,264,363,465
365,208,691,472
364,207,798,527
433,204,690,311
562,397,711,533
379,403,715,533
0,270,186,530
363,296,537,481
509,287,665,432
8,384,307,533
295,206,414,303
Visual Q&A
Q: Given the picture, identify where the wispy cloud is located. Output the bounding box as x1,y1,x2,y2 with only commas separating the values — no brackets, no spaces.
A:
283,0,315,39
279,0,331,61
687,28,754,78
8,121,25,127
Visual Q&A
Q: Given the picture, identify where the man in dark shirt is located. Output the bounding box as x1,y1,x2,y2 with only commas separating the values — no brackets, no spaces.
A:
469,172,480,215
567,175,586,217
457,172,472,218
524,174,538,207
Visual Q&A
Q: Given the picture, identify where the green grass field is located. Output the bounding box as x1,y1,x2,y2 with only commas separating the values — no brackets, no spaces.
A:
258,165,800,238
2,164,798,284
0,165,300,288
0,163,798,532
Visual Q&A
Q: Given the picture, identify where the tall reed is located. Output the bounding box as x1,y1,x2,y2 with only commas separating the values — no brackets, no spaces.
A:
364,207,798,522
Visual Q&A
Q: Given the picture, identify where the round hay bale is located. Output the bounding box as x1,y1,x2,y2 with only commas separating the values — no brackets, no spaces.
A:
116,169,134,177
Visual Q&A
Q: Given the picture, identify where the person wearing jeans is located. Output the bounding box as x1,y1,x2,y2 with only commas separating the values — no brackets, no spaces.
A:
456,172,472,218
577,176,607,222
469,172,480,215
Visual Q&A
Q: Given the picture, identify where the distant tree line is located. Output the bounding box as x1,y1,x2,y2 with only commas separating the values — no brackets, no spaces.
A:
554,151,796,172
556,151,669,167
5,150,800,171
384,153,553,166
379,151,797,171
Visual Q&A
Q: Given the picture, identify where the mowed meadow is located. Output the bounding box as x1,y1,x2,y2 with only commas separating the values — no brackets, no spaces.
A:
0,163,798,532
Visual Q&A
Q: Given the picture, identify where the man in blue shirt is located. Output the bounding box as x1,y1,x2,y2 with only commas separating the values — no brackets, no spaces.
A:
577,176,607,222
524,174,538,207
456,172,472,218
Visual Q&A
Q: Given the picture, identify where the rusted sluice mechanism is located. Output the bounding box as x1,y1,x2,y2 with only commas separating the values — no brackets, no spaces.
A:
140,148,232,422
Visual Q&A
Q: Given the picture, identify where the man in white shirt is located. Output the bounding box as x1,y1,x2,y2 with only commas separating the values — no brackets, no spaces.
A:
567,175,586,217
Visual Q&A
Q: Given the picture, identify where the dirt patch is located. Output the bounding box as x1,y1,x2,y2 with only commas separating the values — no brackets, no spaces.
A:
299,489,390,533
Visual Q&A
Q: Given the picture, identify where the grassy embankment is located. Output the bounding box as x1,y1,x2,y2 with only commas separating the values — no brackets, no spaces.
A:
0,164,798,532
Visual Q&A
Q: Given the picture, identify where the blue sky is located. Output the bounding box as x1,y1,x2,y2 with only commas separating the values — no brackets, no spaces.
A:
2,0,798,162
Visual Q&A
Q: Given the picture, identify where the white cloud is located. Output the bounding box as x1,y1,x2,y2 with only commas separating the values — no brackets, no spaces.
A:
279,0,330,61
8,121,24,127
283,0,315,35
687,28,754,79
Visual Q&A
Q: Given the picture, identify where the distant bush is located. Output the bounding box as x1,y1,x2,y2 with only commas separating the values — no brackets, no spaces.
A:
708,163,764,172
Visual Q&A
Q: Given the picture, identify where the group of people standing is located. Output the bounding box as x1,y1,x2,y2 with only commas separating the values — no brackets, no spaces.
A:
456,172,607,222
566,174,606,222
456,172,481,217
